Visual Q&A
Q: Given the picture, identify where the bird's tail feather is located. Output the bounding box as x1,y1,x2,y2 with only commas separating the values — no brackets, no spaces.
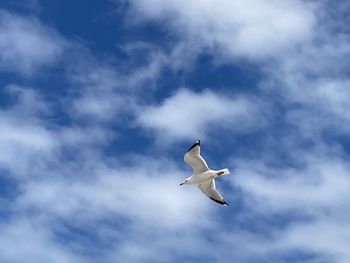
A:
216,168,230,176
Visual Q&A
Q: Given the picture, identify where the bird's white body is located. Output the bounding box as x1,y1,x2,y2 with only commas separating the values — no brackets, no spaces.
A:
180,140,230,206
185,169,230,185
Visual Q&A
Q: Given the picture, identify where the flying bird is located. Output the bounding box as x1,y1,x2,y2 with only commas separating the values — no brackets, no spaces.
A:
180,140,230,206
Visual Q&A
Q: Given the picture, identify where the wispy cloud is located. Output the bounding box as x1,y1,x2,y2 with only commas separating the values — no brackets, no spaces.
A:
127,0,316,59
0,78,214,263
122,0,350,262
137,88,265,140
0,219,83,263
0,10,67,75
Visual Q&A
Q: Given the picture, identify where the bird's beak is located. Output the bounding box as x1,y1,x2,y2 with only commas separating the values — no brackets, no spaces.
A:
180,182,184,186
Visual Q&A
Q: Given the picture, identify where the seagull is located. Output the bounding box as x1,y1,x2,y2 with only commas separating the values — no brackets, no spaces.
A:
180,140,230,206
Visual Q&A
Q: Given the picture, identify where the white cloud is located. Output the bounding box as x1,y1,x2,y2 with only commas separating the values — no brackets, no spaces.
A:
0,85,113,177
71,91,128,121
261,73,350,140
0,84,220,262
226,150,350,262
137,88,265,140
233,154,350,213
281,220,350,262
0,219,83,263
127,0,315,59
66,45,170,122
3,84,50,115
0,86,57,176
0,10,67,75
16,158,211,228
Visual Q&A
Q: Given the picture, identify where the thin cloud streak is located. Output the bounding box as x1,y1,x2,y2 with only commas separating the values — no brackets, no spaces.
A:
0,10,67,75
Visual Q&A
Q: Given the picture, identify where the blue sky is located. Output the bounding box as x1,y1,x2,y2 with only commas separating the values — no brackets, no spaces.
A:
1,0,350,262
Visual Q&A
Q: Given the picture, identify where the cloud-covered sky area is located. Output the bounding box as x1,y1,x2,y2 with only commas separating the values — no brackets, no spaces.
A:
1,0,350,262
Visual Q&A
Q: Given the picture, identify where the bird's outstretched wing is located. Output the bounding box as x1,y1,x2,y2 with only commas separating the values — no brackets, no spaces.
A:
198,179,228,206
184,140,209,174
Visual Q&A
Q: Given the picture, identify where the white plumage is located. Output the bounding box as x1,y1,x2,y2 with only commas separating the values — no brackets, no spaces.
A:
181,140,230,206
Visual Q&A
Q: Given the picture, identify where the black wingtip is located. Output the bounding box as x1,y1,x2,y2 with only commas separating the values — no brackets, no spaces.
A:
210,197,229,206
187,140,200,152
